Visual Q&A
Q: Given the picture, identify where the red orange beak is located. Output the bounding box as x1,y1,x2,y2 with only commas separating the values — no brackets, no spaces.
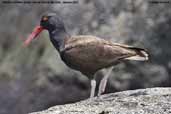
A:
24,26,44,46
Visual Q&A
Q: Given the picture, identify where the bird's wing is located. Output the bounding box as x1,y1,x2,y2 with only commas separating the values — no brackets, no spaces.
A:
65,35,147,60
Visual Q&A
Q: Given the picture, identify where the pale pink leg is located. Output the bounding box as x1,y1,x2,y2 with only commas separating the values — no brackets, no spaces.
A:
98,66,113,96
90,79,96,98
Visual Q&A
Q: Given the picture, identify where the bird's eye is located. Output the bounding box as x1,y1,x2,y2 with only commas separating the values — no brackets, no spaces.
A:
42,16,48,21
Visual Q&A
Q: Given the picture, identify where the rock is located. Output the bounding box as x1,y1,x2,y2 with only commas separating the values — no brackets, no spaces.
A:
30,87,171,114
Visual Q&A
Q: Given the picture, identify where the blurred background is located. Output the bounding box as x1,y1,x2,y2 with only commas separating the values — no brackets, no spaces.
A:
0,0,171,114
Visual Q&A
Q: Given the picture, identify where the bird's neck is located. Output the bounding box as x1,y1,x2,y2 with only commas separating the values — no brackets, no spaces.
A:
49,29,70,52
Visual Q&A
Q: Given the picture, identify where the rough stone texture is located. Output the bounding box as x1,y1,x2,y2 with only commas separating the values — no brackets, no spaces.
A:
31,88,171,114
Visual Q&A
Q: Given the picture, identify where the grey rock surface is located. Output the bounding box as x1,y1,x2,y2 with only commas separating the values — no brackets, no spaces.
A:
31,87,171,114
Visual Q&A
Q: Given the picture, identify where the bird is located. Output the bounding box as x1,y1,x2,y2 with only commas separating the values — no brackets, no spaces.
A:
24,13,149,98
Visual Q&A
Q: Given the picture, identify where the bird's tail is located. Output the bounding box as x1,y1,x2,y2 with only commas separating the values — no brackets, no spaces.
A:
124,47,149,61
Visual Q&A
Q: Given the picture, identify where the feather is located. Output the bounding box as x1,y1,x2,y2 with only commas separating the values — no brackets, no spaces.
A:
124,47,149,61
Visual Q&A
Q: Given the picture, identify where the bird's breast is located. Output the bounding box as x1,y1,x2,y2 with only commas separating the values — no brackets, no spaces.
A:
60,47,100,76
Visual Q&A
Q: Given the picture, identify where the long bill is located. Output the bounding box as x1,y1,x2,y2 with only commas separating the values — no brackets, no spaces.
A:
24,26,44,46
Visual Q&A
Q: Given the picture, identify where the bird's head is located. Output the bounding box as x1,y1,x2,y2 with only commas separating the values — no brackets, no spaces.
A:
24,13,65,46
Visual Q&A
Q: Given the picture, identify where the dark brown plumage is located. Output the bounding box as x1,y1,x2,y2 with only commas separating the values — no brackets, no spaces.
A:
24,13,149,97
61,35,148,77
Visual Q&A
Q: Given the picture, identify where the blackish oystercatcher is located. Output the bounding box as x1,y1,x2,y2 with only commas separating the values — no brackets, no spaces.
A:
24,13,149,98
